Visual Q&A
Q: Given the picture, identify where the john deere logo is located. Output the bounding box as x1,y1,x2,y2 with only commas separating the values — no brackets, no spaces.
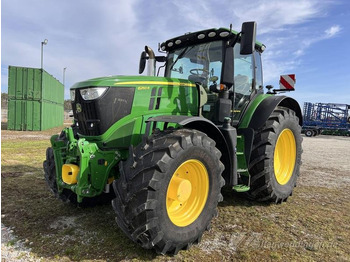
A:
76,103,82,113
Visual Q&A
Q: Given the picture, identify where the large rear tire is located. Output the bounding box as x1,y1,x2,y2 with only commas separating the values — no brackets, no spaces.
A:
112,128,225,254
247,107,302,203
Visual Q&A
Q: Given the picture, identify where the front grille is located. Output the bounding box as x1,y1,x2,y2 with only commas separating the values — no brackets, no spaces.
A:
72,87,135,136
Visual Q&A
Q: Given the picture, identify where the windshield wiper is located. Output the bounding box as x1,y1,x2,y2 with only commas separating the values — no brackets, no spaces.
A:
169,46,195,71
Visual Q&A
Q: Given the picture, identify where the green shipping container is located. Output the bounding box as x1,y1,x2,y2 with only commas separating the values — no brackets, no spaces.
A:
7,66,64,131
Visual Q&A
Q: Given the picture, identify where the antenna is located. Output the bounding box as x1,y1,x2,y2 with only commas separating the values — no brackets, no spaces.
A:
227,23,233,46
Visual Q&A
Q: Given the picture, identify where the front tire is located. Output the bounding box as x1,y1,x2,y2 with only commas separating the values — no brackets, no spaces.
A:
247,107,302,203
43,147,76,203
112,129,225,254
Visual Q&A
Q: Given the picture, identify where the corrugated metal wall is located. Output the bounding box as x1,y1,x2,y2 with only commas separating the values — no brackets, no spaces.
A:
7,66,64,131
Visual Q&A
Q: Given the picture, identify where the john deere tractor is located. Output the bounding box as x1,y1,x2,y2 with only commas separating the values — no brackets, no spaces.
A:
44,22,302,254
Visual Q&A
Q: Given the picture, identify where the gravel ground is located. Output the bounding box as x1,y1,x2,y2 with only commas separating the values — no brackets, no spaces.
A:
1,223,42,262
298,135,350,188
1,134,349,261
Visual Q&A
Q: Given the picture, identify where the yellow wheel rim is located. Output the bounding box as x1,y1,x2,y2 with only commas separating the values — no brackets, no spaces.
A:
166,159,209,227
274,129,297,185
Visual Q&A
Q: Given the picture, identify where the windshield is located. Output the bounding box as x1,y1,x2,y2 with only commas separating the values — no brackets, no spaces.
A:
165,41,223,88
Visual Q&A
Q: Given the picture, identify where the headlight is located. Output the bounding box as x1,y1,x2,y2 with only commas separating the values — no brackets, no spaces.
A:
70,90,76,101
79,87,108,100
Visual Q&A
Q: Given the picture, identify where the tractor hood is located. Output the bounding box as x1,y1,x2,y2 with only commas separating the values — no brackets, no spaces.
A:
70,75,195,90
70,75,197,137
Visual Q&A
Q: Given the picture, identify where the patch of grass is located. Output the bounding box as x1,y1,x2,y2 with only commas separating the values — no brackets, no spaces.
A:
1,130,350,261
269,252,281,260
6,239,17,247
1,139,50,174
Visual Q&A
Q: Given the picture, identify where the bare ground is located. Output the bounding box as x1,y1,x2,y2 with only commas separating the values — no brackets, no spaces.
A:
299,136,350,188
1,130,350,262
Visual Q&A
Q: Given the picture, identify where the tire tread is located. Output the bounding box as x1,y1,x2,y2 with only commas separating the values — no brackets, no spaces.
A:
112,128,225,254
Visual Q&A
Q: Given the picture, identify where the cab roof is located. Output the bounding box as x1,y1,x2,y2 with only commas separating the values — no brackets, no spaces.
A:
160,27,265,53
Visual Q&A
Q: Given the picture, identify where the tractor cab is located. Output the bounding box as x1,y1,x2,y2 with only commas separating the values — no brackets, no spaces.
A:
140,23,265,125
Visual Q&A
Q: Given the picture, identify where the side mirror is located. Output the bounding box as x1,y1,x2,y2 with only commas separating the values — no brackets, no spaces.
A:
139,51,147,74
240,21,257,55
221,46,234,87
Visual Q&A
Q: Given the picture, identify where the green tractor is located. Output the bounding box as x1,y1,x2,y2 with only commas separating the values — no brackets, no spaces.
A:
44,22,302,254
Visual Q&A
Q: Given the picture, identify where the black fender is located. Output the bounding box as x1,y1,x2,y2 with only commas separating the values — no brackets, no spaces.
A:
239,95,303,165
248,96,302,130
146,115,234,186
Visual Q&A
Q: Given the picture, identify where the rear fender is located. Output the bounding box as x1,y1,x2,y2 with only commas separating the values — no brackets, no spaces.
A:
247,96,302,129
239,95,302,165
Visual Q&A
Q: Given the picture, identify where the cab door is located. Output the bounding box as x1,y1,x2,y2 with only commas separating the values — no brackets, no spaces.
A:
232,44,263,122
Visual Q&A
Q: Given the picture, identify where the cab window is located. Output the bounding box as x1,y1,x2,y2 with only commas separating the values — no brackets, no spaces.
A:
232,43,254,120
165,41,223,88
254,51,263,90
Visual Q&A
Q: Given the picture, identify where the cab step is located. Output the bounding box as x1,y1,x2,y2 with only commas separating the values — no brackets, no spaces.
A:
233,185,250,192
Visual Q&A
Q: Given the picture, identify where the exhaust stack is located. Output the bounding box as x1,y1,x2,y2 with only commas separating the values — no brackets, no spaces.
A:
145,46,156,76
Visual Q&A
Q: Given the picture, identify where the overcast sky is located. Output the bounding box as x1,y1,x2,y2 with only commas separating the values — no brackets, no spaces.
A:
2,0,350,105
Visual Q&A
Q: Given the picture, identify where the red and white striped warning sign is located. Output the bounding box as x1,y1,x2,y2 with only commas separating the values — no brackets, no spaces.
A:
279,74,296,90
